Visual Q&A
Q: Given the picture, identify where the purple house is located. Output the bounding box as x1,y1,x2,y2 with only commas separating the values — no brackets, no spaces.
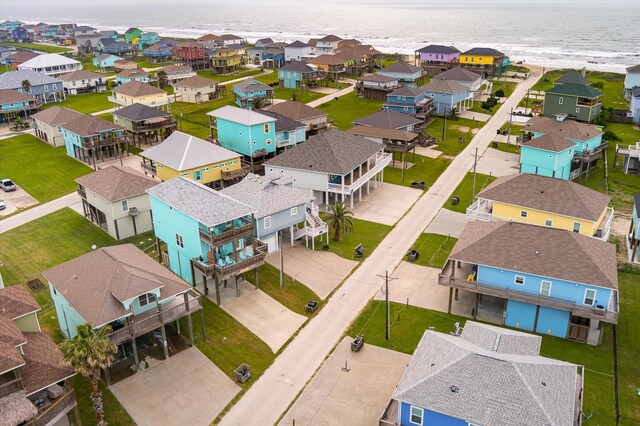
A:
414,45,461,76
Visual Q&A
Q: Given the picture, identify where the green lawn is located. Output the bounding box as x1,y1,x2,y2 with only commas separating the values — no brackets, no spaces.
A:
44,91,113,114
616,271,640,422
198,68,263,83
490,80,517,98
407,233,457,268
314,216,392,262
255,71,280,86
0,134,92,207
428,117,483,156
134,57,175,69
244,263,323,316
98,112,114,122
347,301,616,425
468,100,499,116
273,86,323,104
172,89,237,139
445,172,496,213
509,64,529,73
491,141,520,154
384,154,452,190
316,92,384,130
0,42,71,53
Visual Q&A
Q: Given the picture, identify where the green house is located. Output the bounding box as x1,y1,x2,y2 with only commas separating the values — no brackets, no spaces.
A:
543,70,602,123
124,27,143,44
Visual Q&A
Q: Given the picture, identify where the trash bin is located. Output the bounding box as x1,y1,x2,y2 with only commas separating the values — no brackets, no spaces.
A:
407,250,419,262
452,197,460,206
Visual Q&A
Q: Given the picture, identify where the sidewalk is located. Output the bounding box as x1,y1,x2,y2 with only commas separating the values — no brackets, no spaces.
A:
0,192,80,234
219,69,542,425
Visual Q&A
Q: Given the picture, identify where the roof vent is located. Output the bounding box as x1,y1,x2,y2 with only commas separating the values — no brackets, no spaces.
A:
540,190,544,194
541,381,546,387
450,385,459,393
535,251,540,255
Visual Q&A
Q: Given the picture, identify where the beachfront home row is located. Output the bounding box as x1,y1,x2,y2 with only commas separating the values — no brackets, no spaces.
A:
439,220,618,345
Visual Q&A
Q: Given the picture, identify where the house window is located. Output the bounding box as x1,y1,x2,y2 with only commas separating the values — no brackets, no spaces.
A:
540,281,552,297
573,222,581,233
175,233,184,248
576,108,580,113
263,123,270,133
584,289,596,306
193,170,203,181
520,210,528,218
266,139,272,144
514,275,525,285
52,84,57,90
138,293,157,307
264,216,271,229
545,219,553,227
291,207,297,216
121,200,128,212
44,85,49,91
559,97,563,105
404,106,408,111
409,406,423,425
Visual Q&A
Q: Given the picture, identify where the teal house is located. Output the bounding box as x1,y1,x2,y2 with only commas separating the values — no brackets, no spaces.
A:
233,79,275,109
61,113,128,165
278,61,324,89
260,110,306,149
543,70,602,123
92,53,122,70
519,115,605,180
115,68,150,85
208,105,277,170
147,177,267,304
137,32,160,50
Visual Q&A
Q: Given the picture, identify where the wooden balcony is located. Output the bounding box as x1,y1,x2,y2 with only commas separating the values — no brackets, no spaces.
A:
140,161,157,176
76,186,86,199
221,162,250,181
80,134,127,149
379,399,399,426
192,240,268,280
198,221,253,246
108,291,202,345
573,141,608,162
132,118,177,132
26,383,77,426
438,261,619,323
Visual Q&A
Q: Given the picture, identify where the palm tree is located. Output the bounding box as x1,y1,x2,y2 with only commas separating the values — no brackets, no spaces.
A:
252,97,263,110
21,79,31,93
60,324,117,426
156,70,168,88
326,202,354,242
448,106,459,121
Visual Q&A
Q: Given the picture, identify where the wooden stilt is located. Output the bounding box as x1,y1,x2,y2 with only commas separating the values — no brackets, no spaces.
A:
200,309,206,341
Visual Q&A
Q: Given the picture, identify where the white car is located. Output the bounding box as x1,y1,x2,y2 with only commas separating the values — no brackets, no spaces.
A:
0,199,5,210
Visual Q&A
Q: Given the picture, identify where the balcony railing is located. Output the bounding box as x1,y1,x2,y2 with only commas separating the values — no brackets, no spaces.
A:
595,207,614,241
26,383,76,426
108,292,202,345
574,141,608,161
140,162,156,176
192,240,268,278
310,121,329,130
438,262,619,323
327,151,392,195
76,186,86,199
132,118,177,132
198,221,253,246
221,162,251,180
80,135,127,149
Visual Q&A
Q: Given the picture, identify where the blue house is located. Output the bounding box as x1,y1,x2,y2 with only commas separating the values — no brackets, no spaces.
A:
220,173,324,252
208,106,277,169
60,113,128,165
144,42,174,63
439,220,618,345
628,195,640,263
381,321,583,426
0,69,65,103
232,79,275,109
103,41,135,56
260,110,306,150
0,89,40,123
519,115,606,180
377,62,424,87
260,48,286,68
11,27,31,43
422,79,471,114
353,109,423,132
137,32,160,50
147,177,268,304
383,85,435,117
115,68,150,85
93,53,122,70
278,61,324,89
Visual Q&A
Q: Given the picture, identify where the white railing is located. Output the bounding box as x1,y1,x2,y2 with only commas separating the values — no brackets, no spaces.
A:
597,207,614,241
327,152,392,195
569,169,581,180
466,199,493,221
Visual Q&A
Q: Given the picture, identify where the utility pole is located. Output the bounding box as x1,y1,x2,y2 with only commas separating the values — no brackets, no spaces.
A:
278,230,284,288
471,147,478,200
441,109,447,141
506,107,514,145
524,89,530,115
377,270,397,341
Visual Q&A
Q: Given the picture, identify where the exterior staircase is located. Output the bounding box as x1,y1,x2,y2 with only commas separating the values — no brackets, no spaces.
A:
293,205,328,248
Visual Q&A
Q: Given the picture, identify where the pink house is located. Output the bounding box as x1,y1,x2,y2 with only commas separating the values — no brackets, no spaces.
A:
415,45,460,65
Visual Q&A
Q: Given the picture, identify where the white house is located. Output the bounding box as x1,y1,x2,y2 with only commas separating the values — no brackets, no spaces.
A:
17,53,82,76
58,69,107,95
314,34,342,54
284,41,313,62
174,75,221,104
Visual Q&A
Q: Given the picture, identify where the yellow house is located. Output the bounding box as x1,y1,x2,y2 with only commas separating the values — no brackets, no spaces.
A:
467,173,614,241
109,80,169,110
212,46,244,74
139,130,245,187
459,47,506,78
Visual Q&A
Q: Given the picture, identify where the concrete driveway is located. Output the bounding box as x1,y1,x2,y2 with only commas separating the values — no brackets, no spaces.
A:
459,110,491,122
279,337,411,426
214,279,307,352
110,347,240,426
266,243,357,300
414,146,442,158
351,183,421,226
0,186,37,217
424,209,472,238
476,147,520,177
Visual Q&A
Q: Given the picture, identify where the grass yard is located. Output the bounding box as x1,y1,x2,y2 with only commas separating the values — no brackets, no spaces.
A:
427,117,483,156
98,112,114,122
316,92,384,130
44,91,113,114
445,172,496,213
198,68,263,83
173,92,236,139
491,141,520,154
347,300,616,425
273,86,323,104
244,263,323,316
407,233,458,268
0,42,71,53
490,80,517,98
314,216,392,262
509,64,530,73
0,134,92,206
384,154,452,190
616,271,640,423
255,70,280,85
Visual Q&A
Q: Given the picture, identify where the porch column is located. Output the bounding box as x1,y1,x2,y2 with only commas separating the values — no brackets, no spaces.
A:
254,268,259,289
214,276,221,305
158,304,169,359
200,309,206,341
290,225,294,245
235,276,240,297
341,175,345,204
128,317,139,372
448,287,453,314
184,293,195,347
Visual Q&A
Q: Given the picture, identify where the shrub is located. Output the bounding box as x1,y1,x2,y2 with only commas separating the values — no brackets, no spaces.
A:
494,88,505,97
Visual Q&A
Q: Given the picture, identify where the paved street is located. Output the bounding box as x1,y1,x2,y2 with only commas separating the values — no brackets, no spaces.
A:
0,193,80,234
220,69,541,426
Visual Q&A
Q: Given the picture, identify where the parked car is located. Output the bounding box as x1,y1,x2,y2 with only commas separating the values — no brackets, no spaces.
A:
0,179,16,192
0,199,5,210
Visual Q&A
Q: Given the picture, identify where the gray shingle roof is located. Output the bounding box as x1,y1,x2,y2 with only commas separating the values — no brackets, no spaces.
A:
57,69,102,82
146,177,255,227
61,114,125,137
462,47,505,57
433,67,483,83
95,53,121,62
449,221,618,289
547,83,602,98
556,70,590,86
415,45,461,54
626,64,640,73
477,174,611,221
0,89,35,104
112,103,171,122
75,165,157,202
393,323,579,426
521,133,576,152
346,126,417,142
380,62,421,74
259,110,305,132
31,106,84,125
353,109,422,130
358,74,398,84
220,173,313,219
140,131,239,171
265,128,384,175
112,80,165,97
423,79,468,95
280,61,316,73
173,75,218,88
266,101,326,121
286,40,308,48
525,116,604,141
0,70,62,90
234,78,272,93
387,85,427,97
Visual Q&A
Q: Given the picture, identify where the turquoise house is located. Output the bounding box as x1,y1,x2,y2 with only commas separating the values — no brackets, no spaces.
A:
278,61,323,90
519,115,605,180
61,114,128,165
260,110,306,149
147,177,267,304
93,53,122,70
439,221,618,345
115,68,150,85
208,105,277,164
233,79,275,109
137,32,160,50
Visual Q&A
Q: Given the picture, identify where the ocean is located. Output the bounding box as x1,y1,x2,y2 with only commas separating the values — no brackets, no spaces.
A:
1,0,638,72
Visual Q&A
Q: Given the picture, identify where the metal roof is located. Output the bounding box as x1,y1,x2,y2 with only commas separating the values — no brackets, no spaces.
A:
207,105,274,125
